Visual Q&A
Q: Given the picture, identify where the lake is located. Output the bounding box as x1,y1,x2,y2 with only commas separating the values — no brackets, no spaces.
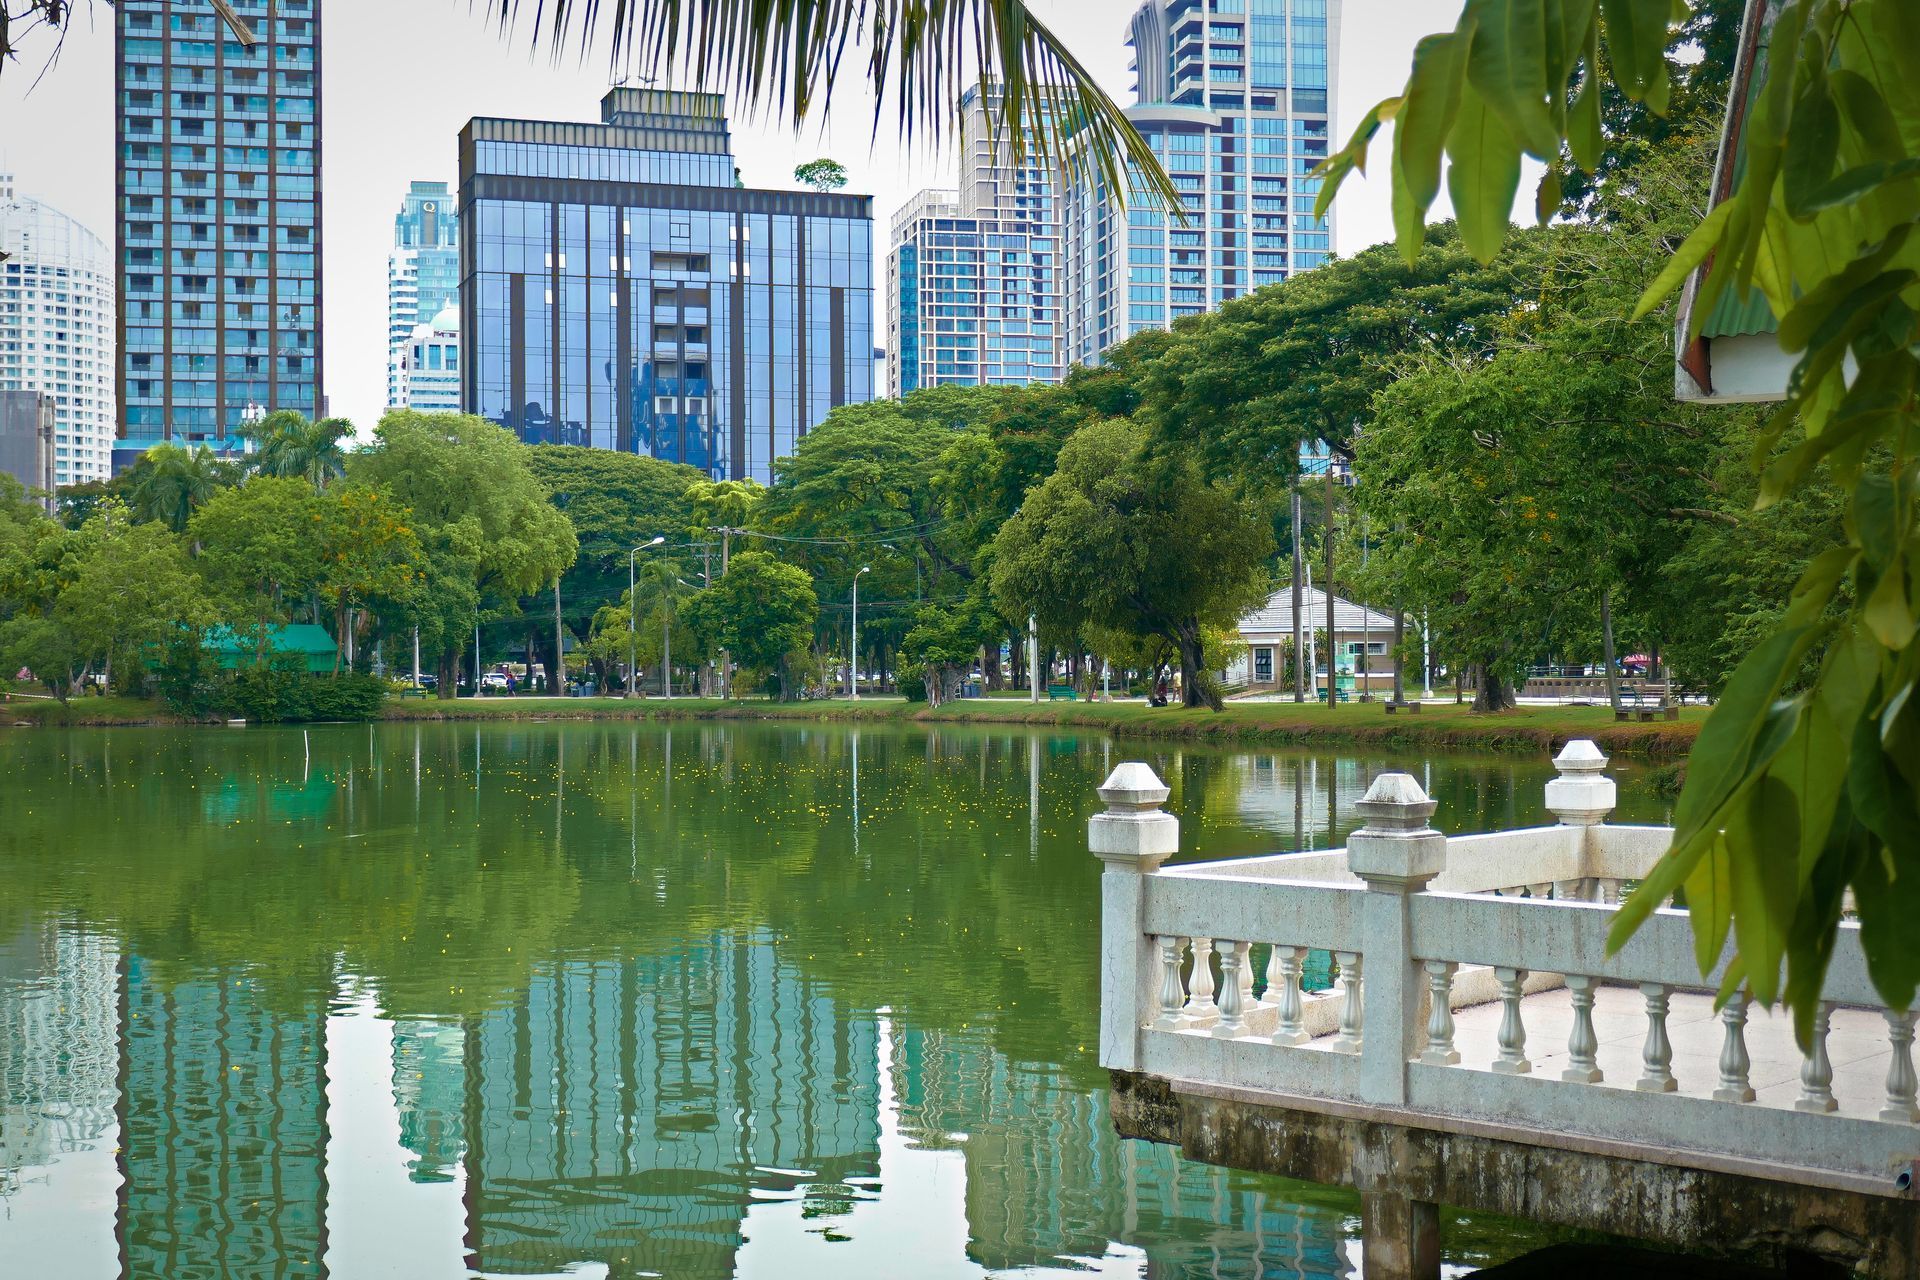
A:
0,721,1673,1278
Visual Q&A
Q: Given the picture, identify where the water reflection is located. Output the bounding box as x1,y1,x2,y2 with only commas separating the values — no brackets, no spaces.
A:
0,724,1666,1278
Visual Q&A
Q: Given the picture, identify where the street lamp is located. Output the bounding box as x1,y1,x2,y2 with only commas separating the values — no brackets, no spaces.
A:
628,536,666,697
849,566,870,700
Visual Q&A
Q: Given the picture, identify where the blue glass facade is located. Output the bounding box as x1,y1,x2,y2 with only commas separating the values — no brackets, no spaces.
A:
1067,0,1338,365
114,0,323,468
460,91,875,482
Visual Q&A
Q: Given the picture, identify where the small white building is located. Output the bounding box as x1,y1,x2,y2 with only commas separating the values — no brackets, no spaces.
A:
1227,586,1399,696
391,303,461,413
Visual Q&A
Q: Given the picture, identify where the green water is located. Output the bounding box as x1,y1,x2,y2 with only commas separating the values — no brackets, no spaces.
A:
0,722,1671,1278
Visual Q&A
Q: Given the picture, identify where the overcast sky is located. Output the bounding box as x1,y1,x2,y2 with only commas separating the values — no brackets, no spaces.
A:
0,0,1486,430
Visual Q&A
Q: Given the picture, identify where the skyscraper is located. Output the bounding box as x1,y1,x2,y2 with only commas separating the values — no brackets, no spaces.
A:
114,0,323,471
1066,0,1338,365
459,89,875,482
387,180,459,409
886,85,1065,397
0,175,117,487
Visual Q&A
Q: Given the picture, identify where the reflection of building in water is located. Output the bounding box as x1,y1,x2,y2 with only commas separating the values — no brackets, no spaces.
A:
893,1027,1351,1277
463,935,880,1279
391,1019,466,1183
117,959,329,1279
0,926,119,1195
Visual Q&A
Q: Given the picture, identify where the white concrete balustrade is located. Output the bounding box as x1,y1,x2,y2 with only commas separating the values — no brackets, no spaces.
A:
1093,742,1920,1197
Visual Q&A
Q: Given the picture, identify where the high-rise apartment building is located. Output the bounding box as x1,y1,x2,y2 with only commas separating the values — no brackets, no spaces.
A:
392,302,462,413
1065,0,1338,365
115,0,323,471
459,89,875,482
387,180,459,409
886,85,1065,397
0,175,117,486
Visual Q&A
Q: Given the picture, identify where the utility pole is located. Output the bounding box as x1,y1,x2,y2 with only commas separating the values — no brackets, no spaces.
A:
709,525,734,698
662,603,672,699
1028,614,1040,703
1358,516,1370,702
473,625,480,698
1291,486,1305,703
628,536,664,698
553,578,566,696
412,625,420,690
850,566,869,699
1324,462,1336,707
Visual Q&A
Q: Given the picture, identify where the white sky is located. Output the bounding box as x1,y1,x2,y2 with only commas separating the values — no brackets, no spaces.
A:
0,0,1477,431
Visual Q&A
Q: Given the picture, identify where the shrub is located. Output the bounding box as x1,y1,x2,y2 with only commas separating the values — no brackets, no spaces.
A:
228,666,386,722
897,671,927,703
306,672,386,720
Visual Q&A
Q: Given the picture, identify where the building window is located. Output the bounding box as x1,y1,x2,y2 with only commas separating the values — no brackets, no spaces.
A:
1254,647,1273,683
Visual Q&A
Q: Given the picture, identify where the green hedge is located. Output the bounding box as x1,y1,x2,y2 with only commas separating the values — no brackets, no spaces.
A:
227,666,387,723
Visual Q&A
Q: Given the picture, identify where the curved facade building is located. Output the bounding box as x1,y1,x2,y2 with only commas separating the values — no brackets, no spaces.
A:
0,175,116,486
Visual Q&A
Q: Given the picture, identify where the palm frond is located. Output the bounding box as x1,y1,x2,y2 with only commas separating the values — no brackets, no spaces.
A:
480,0,1179,212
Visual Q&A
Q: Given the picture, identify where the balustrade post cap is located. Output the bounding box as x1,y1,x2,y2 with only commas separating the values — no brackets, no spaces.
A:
1554,739,1609,774
1098,762,1171,812
1353,772,1439,832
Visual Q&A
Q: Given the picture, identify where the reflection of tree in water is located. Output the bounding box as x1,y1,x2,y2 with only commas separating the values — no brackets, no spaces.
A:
0,723,1588,1277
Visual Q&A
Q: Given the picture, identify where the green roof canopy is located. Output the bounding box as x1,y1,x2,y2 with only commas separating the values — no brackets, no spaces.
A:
205,624,339,672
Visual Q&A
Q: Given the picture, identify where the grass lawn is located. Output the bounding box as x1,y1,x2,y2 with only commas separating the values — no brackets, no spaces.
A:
2,689,1703,757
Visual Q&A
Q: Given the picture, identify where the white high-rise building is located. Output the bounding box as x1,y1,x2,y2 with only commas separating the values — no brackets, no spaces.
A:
886,85,1066,397
393,303,462,413
387,181,459,410
0,174,116,486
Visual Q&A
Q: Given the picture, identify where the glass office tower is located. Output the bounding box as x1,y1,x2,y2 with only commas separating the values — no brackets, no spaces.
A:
387,180,459,408
1066,0,1338,365
114,0,323,470
459,90,875,482
886,85,1065,396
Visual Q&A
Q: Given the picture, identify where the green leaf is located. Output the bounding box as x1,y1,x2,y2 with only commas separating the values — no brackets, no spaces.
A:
1782,69,1840,219
1632,196,1738,321
1848,719,1920,1014
1445,83,1524,264
1534,168,1564,224
1389,29,1473,256
1465,0,1559,159
1671,624,1817,844
1567,16,1604,169
1853,473,1900,571
1598,0,1672,109
1783,794,1869,1048
1313,96,1401,222
1863,554,1917,650
1682,829,1734,975
1727,773,1800,1004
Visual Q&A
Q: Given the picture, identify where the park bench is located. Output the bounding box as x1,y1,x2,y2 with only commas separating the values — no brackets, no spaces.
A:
1383,700,1422,715
397,686,430,700
1047,684,1077,701
1615,681,1679,722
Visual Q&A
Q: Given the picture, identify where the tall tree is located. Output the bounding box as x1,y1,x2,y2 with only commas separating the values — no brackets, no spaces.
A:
682,550,817,701
247,410,353,490
125,443,231,533
188,476,327,661
990,419,1274,709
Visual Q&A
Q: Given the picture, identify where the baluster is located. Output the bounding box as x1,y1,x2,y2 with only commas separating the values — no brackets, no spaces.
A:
1562,975,1603,1084
1597,879,1622,905
1881,1008,1919,1124
1330,951,1363,1054
1152,936,1187,1030
1553,879,1583,902
1492,967,1531,1074
1270,945,1310,1046
1211,941,1251,1039
1419,960,1461,1065
1795,1002,1837,1113
1636,982,1677,1092
1183,936,1218,1029
1241,942,1259,1009
1712,992,1755,1103
1527,882,1552,900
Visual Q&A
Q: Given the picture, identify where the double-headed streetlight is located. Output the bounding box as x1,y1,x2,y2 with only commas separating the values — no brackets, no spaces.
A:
849,565,870,699
628,536,666,697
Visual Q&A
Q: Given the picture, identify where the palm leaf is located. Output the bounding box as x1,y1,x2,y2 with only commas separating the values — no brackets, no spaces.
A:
480,0,1179,211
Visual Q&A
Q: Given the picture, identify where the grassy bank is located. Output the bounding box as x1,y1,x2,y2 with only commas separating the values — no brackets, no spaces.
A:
2,691,1703,757
374,692,1700,756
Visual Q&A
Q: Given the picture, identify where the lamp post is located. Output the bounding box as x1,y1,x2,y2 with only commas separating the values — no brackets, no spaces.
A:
628,536,666,697
849,566,870,699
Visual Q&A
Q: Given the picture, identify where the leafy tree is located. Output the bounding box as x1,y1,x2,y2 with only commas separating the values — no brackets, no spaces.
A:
351,412,578,696
315,485,427,672
125,443,233,532
900,595,1000,706
990,419,1274,709
1328,0,1920,1038
793,158,849,192
246,410,353,489
188,476,326,661
1141,226,1544,487
682,550,817,700
524,445,702,654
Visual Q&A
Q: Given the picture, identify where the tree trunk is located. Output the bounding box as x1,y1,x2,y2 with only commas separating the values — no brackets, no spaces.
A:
1471,663,1517,712
436,647,456,700
983,643,1002,691
1601,586,1621,713
1392,609,1406,704
1176,621,1221,711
